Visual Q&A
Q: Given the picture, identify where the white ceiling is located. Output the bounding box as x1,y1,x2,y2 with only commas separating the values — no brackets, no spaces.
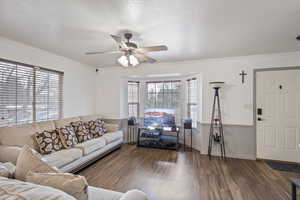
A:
0,0,299,67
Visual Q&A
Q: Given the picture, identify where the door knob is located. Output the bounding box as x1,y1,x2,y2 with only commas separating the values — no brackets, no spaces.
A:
257,117,263,121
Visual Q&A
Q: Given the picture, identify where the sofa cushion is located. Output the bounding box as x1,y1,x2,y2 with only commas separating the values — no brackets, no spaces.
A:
102,131,123,144
58,126,78,148
55,117,80,128
34,130,64,154
0,176,76,200
42,148,83,168
71,121,92,143
15,145,57,181
0,145,21,164
79,115,102,122
0,123,39,150
74,137,106,155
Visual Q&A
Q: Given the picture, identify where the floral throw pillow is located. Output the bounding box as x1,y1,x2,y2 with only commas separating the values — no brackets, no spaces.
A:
85,120,105,138
95,119,107,133
57,126,78,148
71,121,92,143
34,130,63,154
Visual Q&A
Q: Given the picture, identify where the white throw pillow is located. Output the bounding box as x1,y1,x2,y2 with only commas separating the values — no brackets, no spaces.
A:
15,145,57,181
26,172,88,200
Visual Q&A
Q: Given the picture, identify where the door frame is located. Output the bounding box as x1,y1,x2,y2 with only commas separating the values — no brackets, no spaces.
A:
253,66,300,159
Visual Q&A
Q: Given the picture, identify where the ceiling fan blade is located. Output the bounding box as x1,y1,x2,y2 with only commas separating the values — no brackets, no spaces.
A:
133,53,156,63
110,34,122,43
134,45,168,53
110,34,128,49
85,50,121,55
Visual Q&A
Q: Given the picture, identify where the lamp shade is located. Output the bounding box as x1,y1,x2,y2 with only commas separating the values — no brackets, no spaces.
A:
209,81,225,89
118,55,139,67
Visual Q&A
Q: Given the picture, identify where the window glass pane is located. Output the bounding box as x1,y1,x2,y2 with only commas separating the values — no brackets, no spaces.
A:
146,93,156,108
147,83,155,93
128,103,138,118
145,81,181,125
189,104,198,127
128,82,139,103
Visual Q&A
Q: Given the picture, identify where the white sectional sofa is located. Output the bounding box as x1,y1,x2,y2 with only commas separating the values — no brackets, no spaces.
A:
0,114,123,173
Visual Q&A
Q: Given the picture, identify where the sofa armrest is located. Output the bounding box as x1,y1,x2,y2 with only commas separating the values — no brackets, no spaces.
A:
0,145,22,164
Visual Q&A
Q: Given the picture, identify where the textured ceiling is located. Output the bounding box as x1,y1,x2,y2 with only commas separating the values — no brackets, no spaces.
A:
0,0,299,67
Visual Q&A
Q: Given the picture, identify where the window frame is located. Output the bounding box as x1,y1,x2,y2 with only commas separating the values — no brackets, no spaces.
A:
0,58,64,126
128,81,140,119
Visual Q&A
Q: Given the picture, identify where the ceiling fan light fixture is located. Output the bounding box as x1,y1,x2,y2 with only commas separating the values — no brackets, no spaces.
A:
129,55,139,67
118,55,129,67
86,33,167,67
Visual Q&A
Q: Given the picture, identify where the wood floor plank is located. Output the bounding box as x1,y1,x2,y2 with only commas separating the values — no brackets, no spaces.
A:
79,145,299,200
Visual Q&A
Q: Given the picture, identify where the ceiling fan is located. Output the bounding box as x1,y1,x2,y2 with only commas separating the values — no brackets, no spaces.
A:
85,33,168,67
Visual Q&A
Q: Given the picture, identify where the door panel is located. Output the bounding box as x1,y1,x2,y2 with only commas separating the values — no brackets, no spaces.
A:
264,126,276,147
256,69,300,163
285,127,297,150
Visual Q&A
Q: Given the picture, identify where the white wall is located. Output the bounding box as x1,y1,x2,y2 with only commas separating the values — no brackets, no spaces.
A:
0,36,97,118
96,51,300,125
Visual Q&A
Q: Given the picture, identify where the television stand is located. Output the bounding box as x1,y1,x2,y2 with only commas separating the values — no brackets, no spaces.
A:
137,127,179,150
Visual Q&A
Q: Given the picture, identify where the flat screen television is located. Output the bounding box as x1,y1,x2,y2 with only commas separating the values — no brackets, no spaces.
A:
144,108,176,128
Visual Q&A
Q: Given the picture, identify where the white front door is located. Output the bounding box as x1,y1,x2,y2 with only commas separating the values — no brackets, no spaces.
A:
256,69,300,163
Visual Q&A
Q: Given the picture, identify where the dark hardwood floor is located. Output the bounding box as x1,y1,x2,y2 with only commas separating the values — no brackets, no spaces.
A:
79,145,300,200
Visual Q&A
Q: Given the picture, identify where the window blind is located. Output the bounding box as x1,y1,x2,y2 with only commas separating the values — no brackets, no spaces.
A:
128,81,139,118
0,58,63,126
187,78,198,127
35,68,63,121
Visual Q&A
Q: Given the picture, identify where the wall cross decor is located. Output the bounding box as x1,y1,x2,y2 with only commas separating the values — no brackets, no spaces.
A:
239,70,247,84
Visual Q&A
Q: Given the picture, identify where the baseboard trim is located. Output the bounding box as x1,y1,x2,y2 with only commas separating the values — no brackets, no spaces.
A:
256,158,300,165
201,151,256,160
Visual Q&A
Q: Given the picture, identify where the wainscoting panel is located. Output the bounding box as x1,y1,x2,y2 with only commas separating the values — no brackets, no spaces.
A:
200,123,255,160
120,119,255,160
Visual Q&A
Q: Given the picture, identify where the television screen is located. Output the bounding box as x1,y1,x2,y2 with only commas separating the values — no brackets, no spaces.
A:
144,108,175,128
